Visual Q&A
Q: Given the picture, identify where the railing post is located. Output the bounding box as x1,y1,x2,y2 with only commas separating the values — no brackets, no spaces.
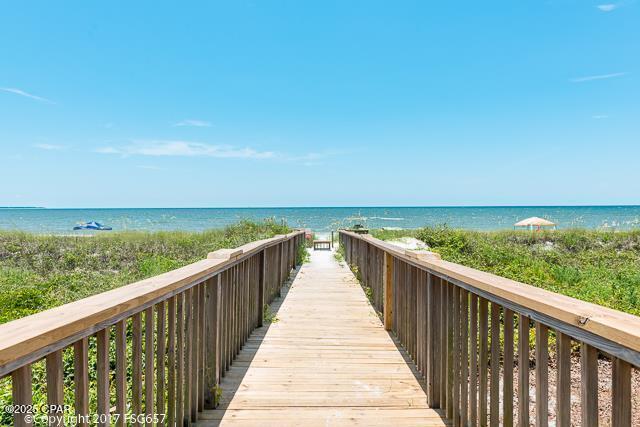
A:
204,275,221,409
258,249,266,327
383,251,394,331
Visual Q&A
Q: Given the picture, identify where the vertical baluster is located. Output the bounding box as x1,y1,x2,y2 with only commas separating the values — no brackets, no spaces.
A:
133,313,143,426
453,286,460,427
156,302,166,426
96,328,110,427
490,303,500,427
74,338,89,427
12,365,32,427
479,298,489,427
185,288,193,424
426,273,439,407
168,296,176,426
611,358,631,427
191,286,199,422
115,320,127,427
145,307,154,426
198,282,206,413
469,294,478,427
176,293,185,426
503,309,514,427
518,315,530,427
446,282,454,420
205,275,221,409
46,350,64,427
535,323,549,427
556,332,571,427
461,289,469,427
439,277,447,411
580,343,598,427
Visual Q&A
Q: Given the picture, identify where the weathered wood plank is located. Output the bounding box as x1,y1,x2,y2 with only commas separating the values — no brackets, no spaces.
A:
503,309,514,427
535,323,549,427
201,248,447,426
45,349,64,426
518,315,529,427
580,343,598,427
556,332,571,427
115,320,127,427
96,328,110,427
73,338,89,427
11,365,32,427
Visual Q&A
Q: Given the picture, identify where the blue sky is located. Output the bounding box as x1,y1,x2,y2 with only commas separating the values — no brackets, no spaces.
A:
1,1,638,207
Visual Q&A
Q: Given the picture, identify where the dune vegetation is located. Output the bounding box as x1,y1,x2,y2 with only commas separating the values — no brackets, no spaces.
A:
0,219,290,324
372,226,640,316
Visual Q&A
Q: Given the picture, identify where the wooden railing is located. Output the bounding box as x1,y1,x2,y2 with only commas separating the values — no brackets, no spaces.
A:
0,231,304,427
340,230,640,427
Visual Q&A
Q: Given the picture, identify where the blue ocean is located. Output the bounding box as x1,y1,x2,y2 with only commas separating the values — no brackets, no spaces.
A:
1,206,639,234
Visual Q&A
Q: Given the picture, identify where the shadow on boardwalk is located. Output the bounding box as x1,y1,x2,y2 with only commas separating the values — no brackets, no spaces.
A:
196,250,448,426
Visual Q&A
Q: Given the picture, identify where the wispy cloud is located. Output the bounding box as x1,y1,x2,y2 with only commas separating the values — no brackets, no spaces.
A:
96,140,275,159
570,72,628,82
173,119,212,127
0,87,55,104
34,143,66,151
597,3,618,11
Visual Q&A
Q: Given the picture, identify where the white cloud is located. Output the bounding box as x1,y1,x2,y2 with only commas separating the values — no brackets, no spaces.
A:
96,140,275,159
570,72,628,82
34,143,66,151
0,87,55,104
597,4,618,11
173,119,212,127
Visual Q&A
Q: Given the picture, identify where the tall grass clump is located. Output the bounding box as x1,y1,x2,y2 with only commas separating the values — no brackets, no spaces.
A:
0,219,290,324
372,226,640,316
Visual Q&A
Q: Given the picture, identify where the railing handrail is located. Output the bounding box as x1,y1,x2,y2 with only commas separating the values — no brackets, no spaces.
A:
0,230,304,376
340,230,640,356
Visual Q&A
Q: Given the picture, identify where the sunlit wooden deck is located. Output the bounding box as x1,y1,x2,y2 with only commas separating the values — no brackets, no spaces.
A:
197,249,447,426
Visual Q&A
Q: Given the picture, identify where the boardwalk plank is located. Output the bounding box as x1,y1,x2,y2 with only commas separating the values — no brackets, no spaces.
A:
196,249,446,426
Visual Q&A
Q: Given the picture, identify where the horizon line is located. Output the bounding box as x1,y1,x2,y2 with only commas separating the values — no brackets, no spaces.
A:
2,204,640,210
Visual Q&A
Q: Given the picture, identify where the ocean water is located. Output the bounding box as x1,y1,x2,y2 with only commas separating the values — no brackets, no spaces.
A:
1,206,640,234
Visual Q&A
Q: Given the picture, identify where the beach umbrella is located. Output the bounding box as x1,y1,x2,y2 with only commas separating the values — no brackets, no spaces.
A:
514,216,556,231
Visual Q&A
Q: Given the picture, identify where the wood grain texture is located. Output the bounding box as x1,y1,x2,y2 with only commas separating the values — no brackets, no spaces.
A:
503,309,514,427
580,343,598,427
535,323,549,427
45,349,64,426
518,315,530,427
339,231,640,357
200,249,447,426
12,365,32,427
115,320,127,427
73,338,89,427
0,232,304,374
612,358,631,427
96,328,110,427
556,332,571,427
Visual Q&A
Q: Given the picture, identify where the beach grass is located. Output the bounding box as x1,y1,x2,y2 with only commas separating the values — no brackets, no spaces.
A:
371,226,640,316
0,219,290,324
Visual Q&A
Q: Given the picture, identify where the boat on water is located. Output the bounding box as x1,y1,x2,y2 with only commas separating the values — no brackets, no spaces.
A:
73,221,112,231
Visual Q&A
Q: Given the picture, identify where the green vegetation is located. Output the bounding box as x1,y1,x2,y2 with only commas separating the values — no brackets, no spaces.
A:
263,303,280,324
0,220,289,425
296,241,310,264
0,219,290,325
334,244,345,264
372,226,640,316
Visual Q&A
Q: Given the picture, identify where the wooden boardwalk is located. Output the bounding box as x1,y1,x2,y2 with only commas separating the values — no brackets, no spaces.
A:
197,249,448,426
